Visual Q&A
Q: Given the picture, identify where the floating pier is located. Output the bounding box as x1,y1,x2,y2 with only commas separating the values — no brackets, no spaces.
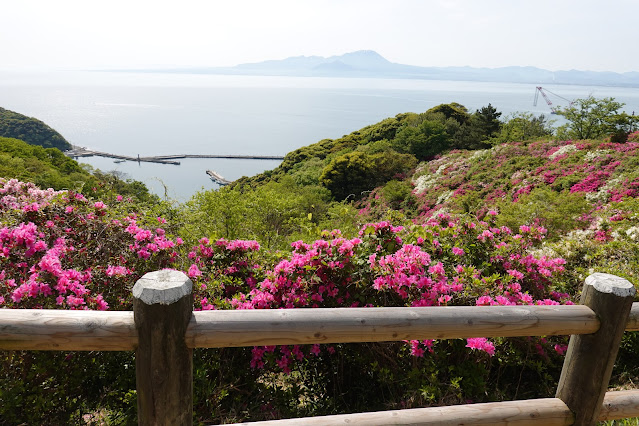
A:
206,170,231,185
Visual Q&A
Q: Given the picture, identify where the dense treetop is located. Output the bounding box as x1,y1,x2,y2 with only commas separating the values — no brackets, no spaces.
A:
0,107,72,151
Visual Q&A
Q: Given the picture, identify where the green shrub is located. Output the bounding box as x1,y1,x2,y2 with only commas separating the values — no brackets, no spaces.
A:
495,187,591,241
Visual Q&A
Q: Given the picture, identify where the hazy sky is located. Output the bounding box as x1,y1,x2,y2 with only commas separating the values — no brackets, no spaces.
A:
1,0,637,73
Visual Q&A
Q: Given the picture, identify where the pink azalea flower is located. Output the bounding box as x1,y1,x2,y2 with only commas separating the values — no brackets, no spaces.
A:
452,247,464,256
507,269,524,280
466,337,495,356
476,296,494,306
554,344,568,356
188,264,202,278
311,344,321,356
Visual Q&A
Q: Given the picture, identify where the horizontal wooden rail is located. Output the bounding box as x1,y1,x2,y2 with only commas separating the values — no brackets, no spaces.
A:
3,303,639,352
0,309,135,351
0,305,601,351
186,305,599,348
626,303,639,331
233,390,639,425
599,389,639,421
237,398,574,425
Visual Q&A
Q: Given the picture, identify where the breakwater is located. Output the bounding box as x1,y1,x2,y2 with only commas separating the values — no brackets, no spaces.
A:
151,154,285,161
206,170,231,185
65,148,285,164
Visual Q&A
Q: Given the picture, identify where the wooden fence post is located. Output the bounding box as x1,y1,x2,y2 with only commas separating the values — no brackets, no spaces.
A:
133,270,193,426
555,273,636,425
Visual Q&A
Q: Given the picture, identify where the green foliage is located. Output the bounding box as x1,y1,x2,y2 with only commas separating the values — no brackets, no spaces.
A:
392,104,504,155
0,137,157,205
358,115,406,142
555,96,639,141
473,104,502,137
491,112,554,144
317,202,361,237
0,107,71,150
182,178,333,249
365,138,393,154
253,113,412,185
495,187,591,241
601,419,639,425
0,137,86,190
319,151,377,201
382,180,413,209
288,157,326,186
392,120,451,159
319,151,417,200
426,102,470,124
452,104,502,150
0,351,137,425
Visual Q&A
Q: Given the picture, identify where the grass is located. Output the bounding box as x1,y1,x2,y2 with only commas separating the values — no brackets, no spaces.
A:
601,419,639,425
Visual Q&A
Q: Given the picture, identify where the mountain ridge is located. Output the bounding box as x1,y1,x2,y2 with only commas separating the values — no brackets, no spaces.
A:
130,50,639,87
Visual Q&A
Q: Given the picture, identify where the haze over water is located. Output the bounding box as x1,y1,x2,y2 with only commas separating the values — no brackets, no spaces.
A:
2,71,639,201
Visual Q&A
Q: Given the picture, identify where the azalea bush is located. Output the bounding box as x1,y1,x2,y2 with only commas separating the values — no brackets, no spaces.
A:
0,178,183,424
0,179,181,311
363,139,639,225
186,212,574,417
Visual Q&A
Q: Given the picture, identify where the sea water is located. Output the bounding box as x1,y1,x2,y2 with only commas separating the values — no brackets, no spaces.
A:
2,71,639,201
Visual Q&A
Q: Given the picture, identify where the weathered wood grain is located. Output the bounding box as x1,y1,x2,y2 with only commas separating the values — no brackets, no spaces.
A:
232,398,574,425
599,390,639,421
0,309,136,351
4,303,639,352
133,270,193,426
230,390,639,425
186,305,599,348
625,303,639,331
556,273,636,426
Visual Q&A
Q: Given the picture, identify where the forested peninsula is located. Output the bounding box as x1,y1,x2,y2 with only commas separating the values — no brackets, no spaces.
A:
1,98,639,424
0,107,71,151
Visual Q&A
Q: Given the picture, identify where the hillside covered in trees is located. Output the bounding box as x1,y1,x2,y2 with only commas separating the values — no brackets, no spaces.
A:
234,102,507,194
0,107,72,151
2,98,639,424
0,135,158,204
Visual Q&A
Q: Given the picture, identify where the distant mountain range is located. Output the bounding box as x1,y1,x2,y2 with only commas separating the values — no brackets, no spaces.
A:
135,50,639,87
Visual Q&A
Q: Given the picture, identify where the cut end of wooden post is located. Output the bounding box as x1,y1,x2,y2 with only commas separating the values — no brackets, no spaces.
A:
585,273,636,298
133,269,192,305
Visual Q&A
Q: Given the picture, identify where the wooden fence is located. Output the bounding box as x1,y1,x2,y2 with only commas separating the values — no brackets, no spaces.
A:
2,269,639,425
